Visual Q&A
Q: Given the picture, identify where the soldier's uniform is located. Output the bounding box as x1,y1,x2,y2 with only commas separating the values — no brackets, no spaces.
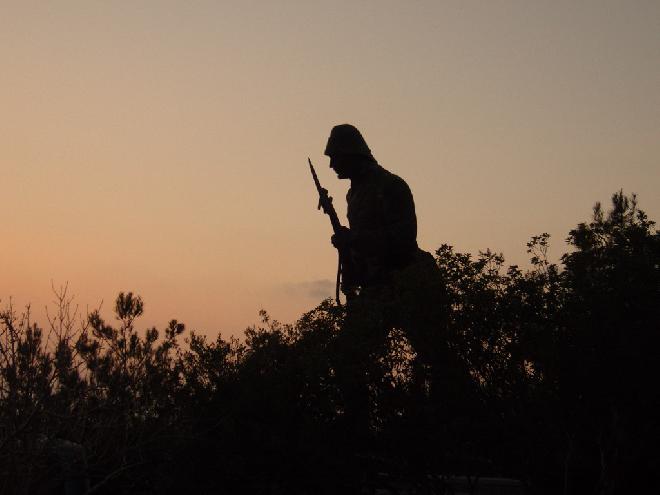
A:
342,160,444,361
324,125,448,436
344,164,418,288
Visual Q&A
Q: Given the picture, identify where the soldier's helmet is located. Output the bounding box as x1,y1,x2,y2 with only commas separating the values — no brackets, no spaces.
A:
324,124,373,158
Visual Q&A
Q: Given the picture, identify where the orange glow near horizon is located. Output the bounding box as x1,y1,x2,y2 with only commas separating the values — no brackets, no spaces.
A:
2,1,659,336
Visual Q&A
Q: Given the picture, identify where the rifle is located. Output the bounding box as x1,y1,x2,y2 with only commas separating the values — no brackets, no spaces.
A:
308,158,346,305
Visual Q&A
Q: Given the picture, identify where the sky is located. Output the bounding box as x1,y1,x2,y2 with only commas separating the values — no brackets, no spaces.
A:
2,1,659,337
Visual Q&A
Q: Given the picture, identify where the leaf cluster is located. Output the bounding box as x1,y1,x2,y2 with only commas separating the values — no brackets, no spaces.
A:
0,191,657,494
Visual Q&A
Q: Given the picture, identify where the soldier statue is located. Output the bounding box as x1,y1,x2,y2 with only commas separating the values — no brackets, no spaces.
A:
318,124,452,435
324,124,433,293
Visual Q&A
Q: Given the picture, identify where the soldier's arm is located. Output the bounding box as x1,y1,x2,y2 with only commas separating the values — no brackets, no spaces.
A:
351,176,417,256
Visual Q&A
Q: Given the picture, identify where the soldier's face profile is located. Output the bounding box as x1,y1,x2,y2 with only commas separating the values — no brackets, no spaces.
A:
329,154,355,179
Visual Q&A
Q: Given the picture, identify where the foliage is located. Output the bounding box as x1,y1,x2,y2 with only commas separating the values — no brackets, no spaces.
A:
0,191,657,494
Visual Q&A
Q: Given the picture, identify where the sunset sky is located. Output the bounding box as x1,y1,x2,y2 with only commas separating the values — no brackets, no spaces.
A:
2,1,659,337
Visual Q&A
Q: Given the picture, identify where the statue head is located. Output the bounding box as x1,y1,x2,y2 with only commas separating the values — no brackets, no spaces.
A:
324,124,376,179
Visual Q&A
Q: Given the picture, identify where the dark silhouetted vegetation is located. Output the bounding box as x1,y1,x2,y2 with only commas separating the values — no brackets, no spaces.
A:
1,191,658,494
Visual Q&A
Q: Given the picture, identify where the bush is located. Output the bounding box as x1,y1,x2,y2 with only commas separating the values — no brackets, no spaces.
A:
1,191,657,494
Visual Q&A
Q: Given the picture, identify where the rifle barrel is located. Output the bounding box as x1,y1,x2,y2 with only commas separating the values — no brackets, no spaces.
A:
308,158,342,234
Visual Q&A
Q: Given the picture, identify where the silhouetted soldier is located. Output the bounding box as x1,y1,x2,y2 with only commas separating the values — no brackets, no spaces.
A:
323,124,449,438
326,124,425,294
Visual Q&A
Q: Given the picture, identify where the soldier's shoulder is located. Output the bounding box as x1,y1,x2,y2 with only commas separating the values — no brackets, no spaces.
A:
372,164,399,181
374,166,411,193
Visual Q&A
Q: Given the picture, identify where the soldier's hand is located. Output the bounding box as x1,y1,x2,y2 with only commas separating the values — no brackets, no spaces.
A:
331,226,353,250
